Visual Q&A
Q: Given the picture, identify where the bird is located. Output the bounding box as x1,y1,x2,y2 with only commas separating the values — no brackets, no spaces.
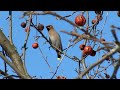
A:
46,25,63,60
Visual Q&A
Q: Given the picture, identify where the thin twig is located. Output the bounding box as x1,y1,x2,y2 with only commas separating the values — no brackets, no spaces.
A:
22,14,32,77
98,74,105,79
81,11,90,79
0,30,31,79
0,52,22,78
0,69,14,79
111,25,120,30
38,46,52,71
9,11,13,45
51,36,73,79
59,11,78,19
92,64,100,79
111,29,119,42
100,11,109,32
92,63,113,79
110,58,120,79
2,48,7,79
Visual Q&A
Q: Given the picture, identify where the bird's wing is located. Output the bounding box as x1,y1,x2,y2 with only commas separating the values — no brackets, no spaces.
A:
58,34,63,51
49,37,52,44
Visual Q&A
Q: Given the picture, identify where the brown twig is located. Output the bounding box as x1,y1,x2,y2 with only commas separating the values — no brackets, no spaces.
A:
111,29,119,42
92,63,113,79
110,58,120,79
9,11,13,45
60,30,114,45
111,25,120,30
2,48,7,79
0,69,14,79
80,11,90,79
58,11,78,19
22,14,32,78
0,52,22,78
0,29,31,79
38,46,52,71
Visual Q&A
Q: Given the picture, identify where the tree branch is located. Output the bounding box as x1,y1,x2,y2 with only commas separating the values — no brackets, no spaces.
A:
0,69,14,79
22,14,32,78
0,52,23,78
110,58,120,79
9,11,13,45
0,30,31,79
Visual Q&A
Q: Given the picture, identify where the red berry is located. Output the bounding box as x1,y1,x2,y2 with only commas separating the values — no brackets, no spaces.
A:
104,73,110,79
61,76,66,79
21,22,26,28
56,76,62,79
37,24,44,31
83,46,93,55
75,15,86,26
92,19,97,24
90,50,96,56
32,43,38,49
79,44,85,50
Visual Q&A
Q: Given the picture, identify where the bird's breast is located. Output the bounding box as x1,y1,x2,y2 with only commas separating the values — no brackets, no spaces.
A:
49,34,60,47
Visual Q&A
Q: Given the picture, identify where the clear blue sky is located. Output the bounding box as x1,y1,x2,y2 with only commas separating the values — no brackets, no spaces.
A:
0,11,120,79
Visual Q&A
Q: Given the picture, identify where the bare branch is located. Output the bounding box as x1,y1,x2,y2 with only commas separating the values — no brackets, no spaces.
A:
111,29,119,42
22,14,33,78
111,25,120,30
81,11,90,79
0,30,31,79
100,11,109,32
58,11,78,19
110,58,120,79
0,52,16,70
9,11,13,45
61,30,114,45
38,46,52,71
0,69,14,79
0,52,22,78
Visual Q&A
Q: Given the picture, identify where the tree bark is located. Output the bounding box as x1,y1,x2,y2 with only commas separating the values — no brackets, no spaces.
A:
0,30,31,79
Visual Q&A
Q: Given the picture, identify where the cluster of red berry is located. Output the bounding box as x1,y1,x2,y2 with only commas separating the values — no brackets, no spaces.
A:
79,44,96,56
21,22,44,49
75,12,111,61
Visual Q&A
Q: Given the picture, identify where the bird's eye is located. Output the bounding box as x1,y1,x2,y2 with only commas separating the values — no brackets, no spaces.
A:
46,25,52,29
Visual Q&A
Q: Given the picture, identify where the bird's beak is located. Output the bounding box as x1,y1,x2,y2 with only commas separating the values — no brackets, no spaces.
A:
46,25,49,29
46,25,50,31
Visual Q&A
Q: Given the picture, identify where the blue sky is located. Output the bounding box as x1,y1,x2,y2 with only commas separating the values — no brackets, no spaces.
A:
0,11,120,79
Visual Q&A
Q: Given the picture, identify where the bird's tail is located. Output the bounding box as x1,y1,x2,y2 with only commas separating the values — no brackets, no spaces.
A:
57,51,61,60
